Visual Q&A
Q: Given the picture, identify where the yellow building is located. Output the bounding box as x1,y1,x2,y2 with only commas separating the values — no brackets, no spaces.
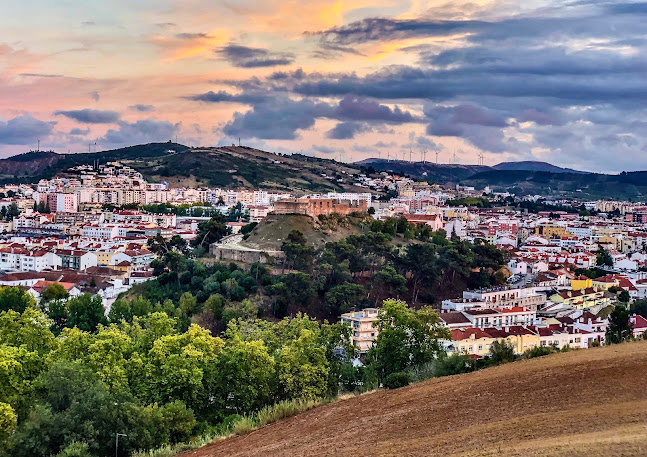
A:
448,326,540,356
447,328,495,357
535,225,573,239
570,276,593,290
341,308,379,354
94,250,119,266
486,327,540,354
592,276,619,291
550,287,612,309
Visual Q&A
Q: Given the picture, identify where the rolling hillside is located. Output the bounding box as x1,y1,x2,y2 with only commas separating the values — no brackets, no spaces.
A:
357,157,647,200
0,143,189,183
463,169,647,200
492,160,587,174
355,158,488,183
180,341,647,457
125,146,364,193
0,143,367,194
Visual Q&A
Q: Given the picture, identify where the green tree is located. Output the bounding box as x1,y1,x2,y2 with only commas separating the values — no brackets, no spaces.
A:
66,294,107,332
367,299,449,382
192,213,231,248
618,290,630,304
401,243,439,303
40,283,69,303
0,307,58,356
169,235,188,254
324,282,365,315
212,336,275,414
606,305,632,344
179,292,197,316
370,266,407,304
631,299,647,319
0,287,36,313
596,247,613,267
281,230,315,272
276,328,329,400
0,402,17,450
489,340,516,365
54,441,91,457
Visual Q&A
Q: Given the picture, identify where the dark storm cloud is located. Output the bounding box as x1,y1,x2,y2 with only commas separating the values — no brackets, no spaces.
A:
0,115,57,145
54,109,120,124
69,128,90,135
176,32,209,40
222,97,332,140
335,95,417,123
205,1,647,168
185,90,271,105
216,43,295,68
313,3,647,47
605,2,647,14
100,119,179,146
516,109,563,126
195,91,418,140
326,122,370,140
313,145,336,154
311,17,483,46
424,105,507,128
129,104,155,112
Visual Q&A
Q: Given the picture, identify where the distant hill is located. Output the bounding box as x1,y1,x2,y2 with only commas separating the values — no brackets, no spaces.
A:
180,341,647,457
355,158,489,182
0,144,367,194
492,160,587,174
357,157,647,200
0,143,189,182
462,169,647,200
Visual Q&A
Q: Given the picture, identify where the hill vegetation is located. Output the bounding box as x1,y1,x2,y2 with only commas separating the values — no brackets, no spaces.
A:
0,144,367,194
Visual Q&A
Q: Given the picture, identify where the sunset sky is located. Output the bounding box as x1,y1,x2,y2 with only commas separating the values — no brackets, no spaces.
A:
1,0,645,171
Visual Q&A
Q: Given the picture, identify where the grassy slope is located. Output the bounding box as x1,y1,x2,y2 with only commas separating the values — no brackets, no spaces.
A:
180,341,647,457
356,158,489,183
241,214,366,251
122,146,366,193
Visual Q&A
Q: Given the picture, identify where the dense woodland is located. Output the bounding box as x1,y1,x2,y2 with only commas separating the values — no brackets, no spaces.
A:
0,212,509,456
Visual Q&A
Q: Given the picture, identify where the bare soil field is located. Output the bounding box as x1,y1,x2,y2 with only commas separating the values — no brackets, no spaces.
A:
179,341,647,457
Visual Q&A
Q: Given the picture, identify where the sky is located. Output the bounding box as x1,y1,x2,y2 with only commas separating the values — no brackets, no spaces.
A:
0,0,646,172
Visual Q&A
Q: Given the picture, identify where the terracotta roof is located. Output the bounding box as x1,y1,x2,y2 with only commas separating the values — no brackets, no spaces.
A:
450,327,492,341
439,312,471,325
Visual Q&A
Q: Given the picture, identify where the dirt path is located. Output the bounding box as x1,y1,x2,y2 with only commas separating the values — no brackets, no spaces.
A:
180,342,647,457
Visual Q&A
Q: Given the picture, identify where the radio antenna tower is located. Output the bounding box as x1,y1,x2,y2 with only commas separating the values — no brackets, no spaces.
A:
453,150,457,163
478,152,485,165
387,151,390,161
37,139,40,151
435,150,439,164
409,147,413,163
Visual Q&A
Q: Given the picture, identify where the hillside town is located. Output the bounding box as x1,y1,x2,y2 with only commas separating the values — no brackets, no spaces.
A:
0,160,645,358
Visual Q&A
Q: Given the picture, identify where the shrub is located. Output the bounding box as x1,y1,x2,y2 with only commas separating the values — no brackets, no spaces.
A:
256,398,323,427
55,442,91,457
489,340,517,365
230,416,257,436
433,353,475,377
523,346,554,359
383,372,410,389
